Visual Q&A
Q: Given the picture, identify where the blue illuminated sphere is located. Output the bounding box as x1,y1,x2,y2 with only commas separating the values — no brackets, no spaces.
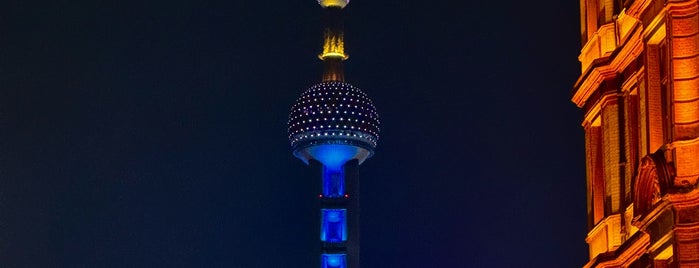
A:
288,81,380,166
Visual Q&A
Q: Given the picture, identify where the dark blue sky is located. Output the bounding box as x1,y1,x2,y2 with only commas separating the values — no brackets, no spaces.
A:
2,0,587,267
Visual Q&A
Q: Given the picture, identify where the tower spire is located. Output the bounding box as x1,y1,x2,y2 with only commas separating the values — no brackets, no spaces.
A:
318,2,349,82
289,1,379,267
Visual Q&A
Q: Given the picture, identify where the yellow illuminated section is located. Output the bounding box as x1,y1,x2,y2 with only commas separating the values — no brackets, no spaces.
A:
655,244,673,261
319,33,348,60
318,0,349,8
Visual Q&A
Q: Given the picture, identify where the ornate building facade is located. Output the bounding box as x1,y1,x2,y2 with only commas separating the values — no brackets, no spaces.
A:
574,0,699,267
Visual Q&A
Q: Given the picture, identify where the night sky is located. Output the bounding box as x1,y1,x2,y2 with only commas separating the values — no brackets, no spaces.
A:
2,0,587,267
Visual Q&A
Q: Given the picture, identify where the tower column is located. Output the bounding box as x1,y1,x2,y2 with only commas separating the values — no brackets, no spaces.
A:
320,6,347,82
344,160,360,268
288,1,380,268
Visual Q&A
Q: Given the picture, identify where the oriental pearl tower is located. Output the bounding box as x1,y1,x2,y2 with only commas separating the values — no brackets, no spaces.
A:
287,0,379,267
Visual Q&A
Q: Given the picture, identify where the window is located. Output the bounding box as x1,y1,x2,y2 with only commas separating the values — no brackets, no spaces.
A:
658,40,673,143
323,167,345,197
320,209,347,243
321,254,347,268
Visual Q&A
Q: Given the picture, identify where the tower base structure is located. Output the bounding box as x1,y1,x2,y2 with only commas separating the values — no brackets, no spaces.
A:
311,158,361,268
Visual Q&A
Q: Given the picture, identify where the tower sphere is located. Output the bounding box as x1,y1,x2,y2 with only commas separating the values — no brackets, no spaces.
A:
288,81,380,167
318,0,349,8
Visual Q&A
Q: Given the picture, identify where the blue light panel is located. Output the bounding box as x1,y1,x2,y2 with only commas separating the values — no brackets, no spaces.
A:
321,254,347,268
322,166,345,197
309,144,358,170
320,209,347,242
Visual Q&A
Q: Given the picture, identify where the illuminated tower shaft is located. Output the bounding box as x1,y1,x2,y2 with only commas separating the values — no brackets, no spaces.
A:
320,6,346,82
314,158,360,268
315,4,358,267
288,1,380,268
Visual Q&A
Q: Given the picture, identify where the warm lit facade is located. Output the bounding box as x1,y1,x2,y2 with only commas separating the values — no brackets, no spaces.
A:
573,0,699,267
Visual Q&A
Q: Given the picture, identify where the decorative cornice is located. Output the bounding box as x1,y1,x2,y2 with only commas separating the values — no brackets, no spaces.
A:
626,0,656,19
584,232,650,268
573,29,644,108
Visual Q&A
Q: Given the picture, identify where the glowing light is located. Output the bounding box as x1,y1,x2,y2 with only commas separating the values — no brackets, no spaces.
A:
320,209,347,242
322,165,344,197
320,52,348,59
310,144,362,170
317,0,349,8
320,33,348,60
326,210,341,222
288,81,380,150
321,254,347,268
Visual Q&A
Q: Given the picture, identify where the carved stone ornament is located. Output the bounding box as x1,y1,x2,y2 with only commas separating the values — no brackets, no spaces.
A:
633,152,671,219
